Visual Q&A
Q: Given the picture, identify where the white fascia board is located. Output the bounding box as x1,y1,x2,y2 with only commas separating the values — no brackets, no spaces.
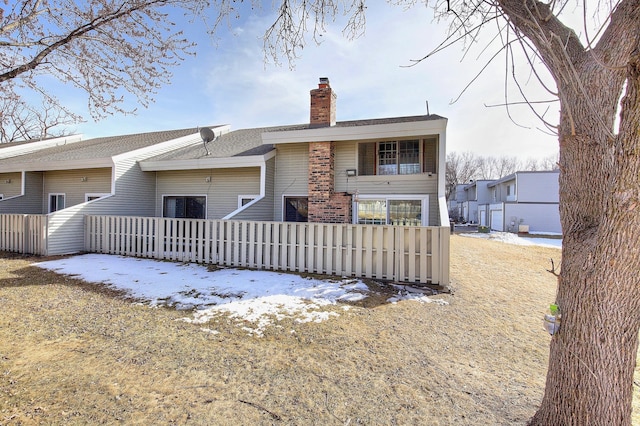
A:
488,174,517,187
261,119,448,145
0,134,83,160
140,150,275,172
2,158,113,173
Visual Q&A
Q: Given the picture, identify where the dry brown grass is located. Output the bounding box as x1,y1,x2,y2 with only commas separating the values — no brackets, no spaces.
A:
0,236,638,425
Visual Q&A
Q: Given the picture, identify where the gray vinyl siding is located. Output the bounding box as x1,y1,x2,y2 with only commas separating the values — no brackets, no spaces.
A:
0,172,43,214
475,180,494,204
335,141,438,193
504,203,561,233
155,167,261,219
106,156,157,216
42,168,111,212
42,168,112,255
23,172,45,213
274,143,308,221
516,172,559,202
45,141,197,255
273,141,439,225
232,157,276,221
78,137,204,222
0,172,22,198
335,140,439,225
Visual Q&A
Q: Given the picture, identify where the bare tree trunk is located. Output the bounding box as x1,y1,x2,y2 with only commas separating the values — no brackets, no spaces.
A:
530,42,640,426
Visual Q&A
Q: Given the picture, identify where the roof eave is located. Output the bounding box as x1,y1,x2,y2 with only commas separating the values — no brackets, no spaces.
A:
1,158,113,173
140,150,276,172
261,118,448,145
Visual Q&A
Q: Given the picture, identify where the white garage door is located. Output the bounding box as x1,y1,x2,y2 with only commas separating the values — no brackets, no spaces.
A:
490,210,503,231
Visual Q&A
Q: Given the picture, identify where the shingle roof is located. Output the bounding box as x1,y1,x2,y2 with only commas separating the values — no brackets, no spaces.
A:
261,114,445,133
0,134,68,148
143,115,445,163
0,114,445,168
0,127,204,166
333,114,446,128
141,125,302,162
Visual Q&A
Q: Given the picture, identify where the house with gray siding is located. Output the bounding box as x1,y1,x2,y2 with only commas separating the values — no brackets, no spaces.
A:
138,78,449,229
262,78,448,228
0,128,222,254
1,77,450,256
479,170,560,233
449,179,494,224
138,125,281,222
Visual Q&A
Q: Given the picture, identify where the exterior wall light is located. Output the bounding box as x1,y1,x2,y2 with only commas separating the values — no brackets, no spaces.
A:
346,169,356,177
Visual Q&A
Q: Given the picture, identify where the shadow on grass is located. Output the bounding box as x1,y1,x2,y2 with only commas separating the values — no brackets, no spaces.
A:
0,251,139,302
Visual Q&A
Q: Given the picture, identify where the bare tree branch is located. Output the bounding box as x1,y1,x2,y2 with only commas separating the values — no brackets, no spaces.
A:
0,0,205,137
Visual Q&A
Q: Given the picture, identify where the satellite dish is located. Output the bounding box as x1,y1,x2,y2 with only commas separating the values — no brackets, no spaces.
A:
200,127,215,143
199,127,216,155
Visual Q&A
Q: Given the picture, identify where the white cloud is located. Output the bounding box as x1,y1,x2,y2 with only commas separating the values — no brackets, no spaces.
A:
75,2,559,159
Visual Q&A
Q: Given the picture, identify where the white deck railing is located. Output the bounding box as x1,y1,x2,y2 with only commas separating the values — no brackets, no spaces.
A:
85,216,450,285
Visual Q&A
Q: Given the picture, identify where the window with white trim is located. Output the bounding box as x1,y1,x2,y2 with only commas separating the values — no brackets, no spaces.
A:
355,197,427,226
284,197,308,222
49,193,65,213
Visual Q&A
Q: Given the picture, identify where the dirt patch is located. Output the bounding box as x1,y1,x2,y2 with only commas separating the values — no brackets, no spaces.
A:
0,236,638,425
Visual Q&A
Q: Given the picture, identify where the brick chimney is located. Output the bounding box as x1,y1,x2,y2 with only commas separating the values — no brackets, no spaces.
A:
309,77,337,128
307,78,352,223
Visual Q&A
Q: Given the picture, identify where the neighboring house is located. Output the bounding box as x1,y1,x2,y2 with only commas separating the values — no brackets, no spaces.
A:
1,77,450,260
449,180,493,224
480,170,560,233
462,179,494,224
0,128,222,254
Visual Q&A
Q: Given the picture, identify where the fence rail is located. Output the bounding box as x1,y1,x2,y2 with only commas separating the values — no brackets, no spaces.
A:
85,216,449,285
0,214,48,255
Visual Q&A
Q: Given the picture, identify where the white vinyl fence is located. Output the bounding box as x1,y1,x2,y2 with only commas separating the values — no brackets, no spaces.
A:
85,216,450,285
0,214,48,255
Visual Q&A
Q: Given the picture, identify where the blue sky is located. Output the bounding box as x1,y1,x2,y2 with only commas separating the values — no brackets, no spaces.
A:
70,2,560,160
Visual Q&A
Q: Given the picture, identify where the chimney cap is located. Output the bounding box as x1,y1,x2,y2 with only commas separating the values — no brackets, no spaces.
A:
318,77,330,88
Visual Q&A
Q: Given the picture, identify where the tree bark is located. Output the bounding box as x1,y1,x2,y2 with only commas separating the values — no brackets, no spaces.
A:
486,0,640,423
530,53,640,425
524,4,640,424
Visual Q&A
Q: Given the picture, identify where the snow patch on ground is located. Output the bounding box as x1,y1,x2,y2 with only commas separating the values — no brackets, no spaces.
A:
460,231,562,248
34,254,447,336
